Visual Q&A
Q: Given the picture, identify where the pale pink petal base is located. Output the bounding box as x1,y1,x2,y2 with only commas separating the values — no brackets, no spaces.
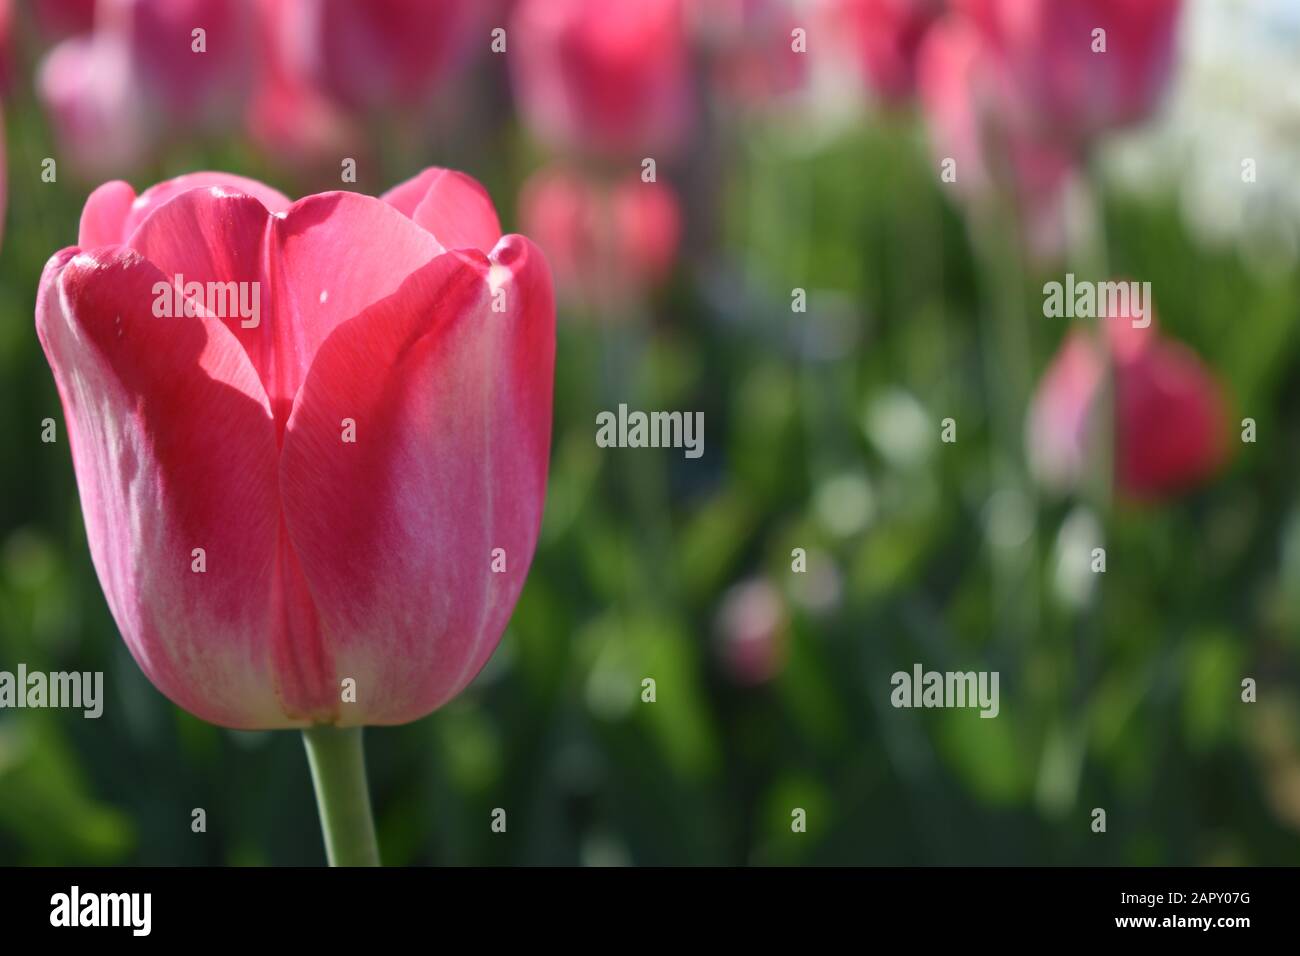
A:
36,247,293,728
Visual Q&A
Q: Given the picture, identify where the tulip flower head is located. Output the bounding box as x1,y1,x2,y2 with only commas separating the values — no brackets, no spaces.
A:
715,578,789,685
278,0,482,112
830,0,946,103
519,164,681,316
1027,307,1229,502
510,0,694,159
37,0,256,175
37,169,555,729
917,0,1183,258
954,0,1184,146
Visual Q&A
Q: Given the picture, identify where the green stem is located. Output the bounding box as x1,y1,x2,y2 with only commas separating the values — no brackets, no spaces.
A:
301,726,381,867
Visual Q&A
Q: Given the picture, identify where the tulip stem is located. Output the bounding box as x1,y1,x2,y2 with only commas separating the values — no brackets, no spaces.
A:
302,726,381,866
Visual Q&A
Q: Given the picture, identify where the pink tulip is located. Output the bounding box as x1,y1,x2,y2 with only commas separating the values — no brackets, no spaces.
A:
955,0,1183,145
1028,310,1229,502
917,16,1080,258
716,579,788,685
828,0,945,102
510,0,693,158
123,0,254,122
1109,319,1229,500
279,0,482,112
246,0,357,162
37,169,555,728
37,31,151,174
37,0,254,173
1025,329,1104,494
692,0,808,105
519,164,681,314
917,2,1181,258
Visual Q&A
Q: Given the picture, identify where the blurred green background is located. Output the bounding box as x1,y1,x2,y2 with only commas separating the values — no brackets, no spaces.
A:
3,0,1300,866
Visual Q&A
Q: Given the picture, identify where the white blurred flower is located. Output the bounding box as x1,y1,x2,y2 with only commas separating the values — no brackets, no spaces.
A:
1107,0,1300,271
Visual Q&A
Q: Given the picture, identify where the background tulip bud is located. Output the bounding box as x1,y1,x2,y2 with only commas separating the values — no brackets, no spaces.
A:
1028,309,1229,502
279,0,481,113
829,0,945,103
510,0,694,159
954,0,1183,144
518,164,681,315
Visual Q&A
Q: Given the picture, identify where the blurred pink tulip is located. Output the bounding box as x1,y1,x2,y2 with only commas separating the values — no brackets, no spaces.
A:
282,0,481,112
829,0,945,102
1028,309,1229,502
917,1,1181,257
1026,329,1104,493
38,169,555,728
247,0,357,162
511,0,693,158
955,0,1183,145
519,164,681,314
692,0,808,105
125,0,254,122
716,579,788,685
917,16,1081,258
37,31,151,174
1109,318,1230,500
37,0,254,174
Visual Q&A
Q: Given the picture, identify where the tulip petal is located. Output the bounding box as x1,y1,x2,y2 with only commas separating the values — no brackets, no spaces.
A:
121,171,291,243
125,187,290,416
35,246,301,728
127,187,443,427
269,190,445,404
78,180,136,248
382,167,502,253
1116,341,1228,499
280,236,554,725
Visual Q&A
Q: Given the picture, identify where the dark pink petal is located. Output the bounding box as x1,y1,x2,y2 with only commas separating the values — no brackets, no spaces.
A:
124,0,254,124
295,0,481,111
510,0,693,158
279,237,555,725
1116,339,1229,500
955,0,1182,143
34,246,305,728
382,167,502,253
829,0,945,102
